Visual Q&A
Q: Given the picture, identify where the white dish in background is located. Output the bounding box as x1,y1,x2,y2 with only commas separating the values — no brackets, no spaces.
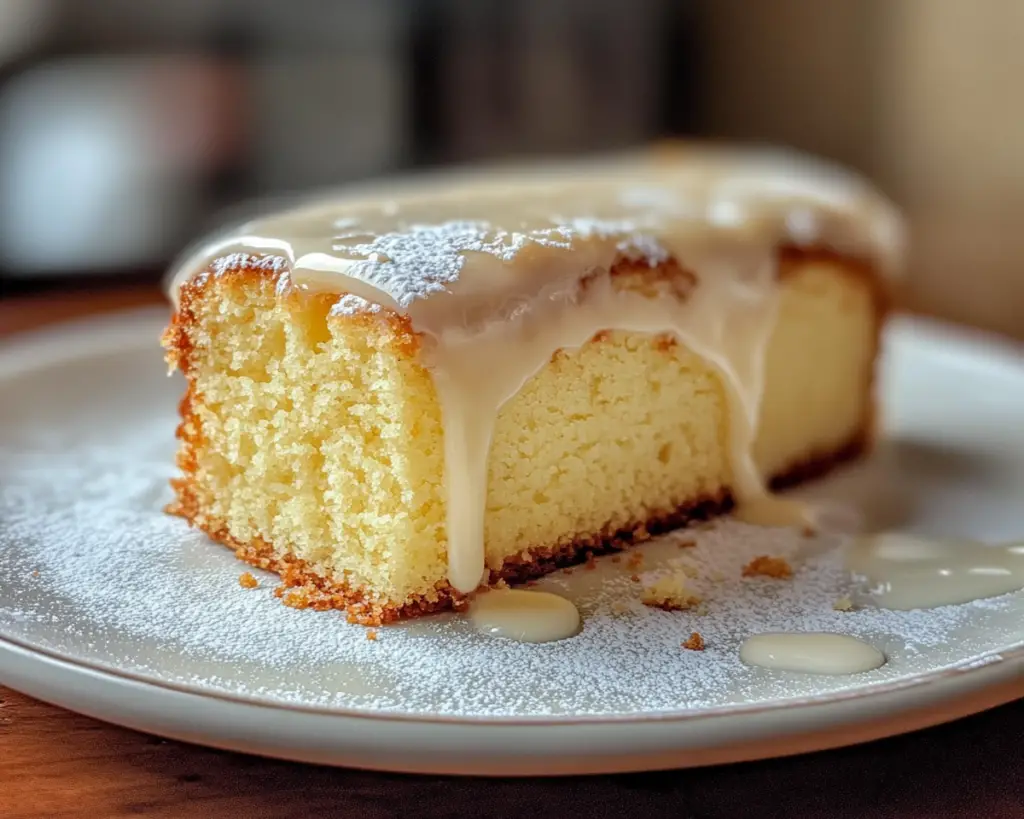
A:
0,309,1021,775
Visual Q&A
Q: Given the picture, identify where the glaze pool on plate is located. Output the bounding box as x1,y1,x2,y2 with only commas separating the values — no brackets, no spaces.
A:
0,310,1022,774
847,533,1024,609
739,633,886,675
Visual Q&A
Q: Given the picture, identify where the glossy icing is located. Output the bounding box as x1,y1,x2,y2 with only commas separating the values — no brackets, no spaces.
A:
168,147,903,594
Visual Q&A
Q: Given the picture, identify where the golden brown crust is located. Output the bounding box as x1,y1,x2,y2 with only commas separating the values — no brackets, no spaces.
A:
162,246,884,625
166,428,867,625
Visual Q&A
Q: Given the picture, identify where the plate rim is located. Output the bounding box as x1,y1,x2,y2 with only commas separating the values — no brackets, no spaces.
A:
1,635,1021,775
1,626,1021,726
1,306,1023,750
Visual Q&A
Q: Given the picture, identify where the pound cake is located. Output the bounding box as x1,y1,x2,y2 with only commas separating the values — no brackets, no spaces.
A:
162,147,903,624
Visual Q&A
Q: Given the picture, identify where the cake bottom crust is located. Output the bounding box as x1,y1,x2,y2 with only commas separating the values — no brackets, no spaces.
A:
169,430,867,626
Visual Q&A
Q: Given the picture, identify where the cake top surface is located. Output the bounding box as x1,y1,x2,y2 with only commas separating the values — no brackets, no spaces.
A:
170,145,904,324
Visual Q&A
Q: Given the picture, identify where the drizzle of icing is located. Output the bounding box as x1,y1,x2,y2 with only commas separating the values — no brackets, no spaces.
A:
167,147,903,595
739,632,886,675
467,588,581,643
847,533,1024,609
431,248,784,592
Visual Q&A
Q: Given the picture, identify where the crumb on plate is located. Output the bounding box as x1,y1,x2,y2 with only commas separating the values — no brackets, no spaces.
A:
238,572,258,589
682,631,705,651
282,588,311,609
742,555,793,579
641,574,702,611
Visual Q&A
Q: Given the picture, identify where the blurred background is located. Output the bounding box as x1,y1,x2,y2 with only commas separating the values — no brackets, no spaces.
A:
0,0,1022,338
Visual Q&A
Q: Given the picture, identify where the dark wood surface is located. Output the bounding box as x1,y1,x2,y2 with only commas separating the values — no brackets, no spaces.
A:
1,290,1022,819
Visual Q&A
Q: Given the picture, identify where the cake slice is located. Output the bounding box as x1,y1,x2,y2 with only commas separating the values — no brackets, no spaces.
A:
162,147,901,624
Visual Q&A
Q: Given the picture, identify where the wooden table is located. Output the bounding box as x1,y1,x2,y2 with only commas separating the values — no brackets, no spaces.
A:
1,288,1022,819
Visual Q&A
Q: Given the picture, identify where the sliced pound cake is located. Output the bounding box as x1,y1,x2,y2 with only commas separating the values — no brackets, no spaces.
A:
162,147,902,624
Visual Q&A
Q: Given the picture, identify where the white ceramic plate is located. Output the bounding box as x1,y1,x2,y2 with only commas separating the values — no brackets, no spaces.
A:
0,309,1022,776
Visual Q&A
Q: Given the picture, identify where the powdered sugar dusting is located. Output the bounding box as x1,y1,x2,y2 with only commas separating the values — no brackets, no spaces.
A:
2,329,1022,719
173,252,291,298
323,216,671,309
331,220,537,308
617,234,670,266
330,294,383,317
210,253,288,277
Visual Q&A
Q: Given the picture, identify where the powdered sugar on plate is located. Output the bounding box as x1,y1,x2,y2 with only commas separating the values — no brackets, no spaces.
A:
1,312,1022,720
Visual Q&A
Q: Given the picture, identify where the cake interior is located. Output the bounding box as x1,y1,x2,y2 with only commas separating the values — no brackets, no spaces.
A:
165,249,883,623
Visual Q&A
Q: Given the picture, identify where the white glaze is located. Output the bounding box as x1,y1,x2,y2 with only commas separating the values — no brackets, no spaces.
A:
467,589,581,643
167,147,903,594
847,532,1024,610
739,632,885,675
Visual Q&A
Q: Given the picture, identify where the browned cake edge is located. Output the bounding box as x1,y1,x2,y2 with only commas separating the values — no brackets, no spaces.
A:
162,246,887,626
167,433,867,625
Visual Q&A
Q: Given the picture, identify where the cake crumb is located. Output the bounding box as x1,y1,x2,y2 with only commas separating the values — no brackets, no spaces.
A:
801,525,817,538
742,555,793,579
611,600,631,615
238,572,259,589
627,552,645,571
31,570,40,578
611,555,622,564
682,632,705,651
630,574,641,583
282,588,311,609
366,630,378,641
833,596,854,612
585,553,598,570
562,568,574,575
641,574,702,611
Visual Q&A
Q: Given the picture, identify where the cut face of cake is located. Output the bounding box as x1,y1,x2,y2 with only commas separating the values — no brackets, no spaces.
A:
162,147,903,624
